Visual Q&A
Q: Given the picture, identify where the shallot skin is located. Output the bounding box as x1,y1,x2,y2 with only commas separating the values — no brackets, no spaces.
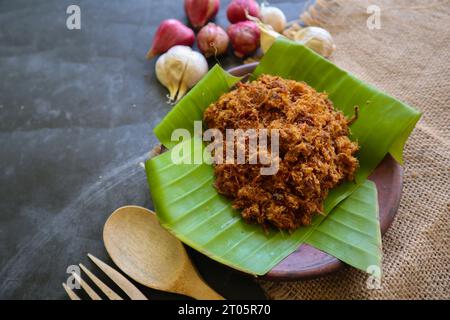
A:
227,21,260,58
197,23,229,58
184,0,220,29
226,0,260,23
147,19,195,59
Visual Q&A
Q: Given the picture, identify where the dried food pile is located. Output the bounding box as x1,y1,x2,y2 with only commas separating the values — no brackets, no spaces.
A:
203,75,359,230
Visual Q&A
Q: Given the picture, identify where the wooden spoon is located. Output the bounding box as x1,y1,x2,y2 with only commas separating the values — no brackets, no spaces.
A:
103,205,224,300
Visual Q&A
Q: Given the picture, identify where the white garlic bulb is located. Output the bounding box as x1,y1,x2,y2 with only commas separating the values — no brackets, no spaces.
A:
177,50,208,101
293,26,336,58
155,46,190,101
155,45,208,103
260,3,286,33
246,14,282,54
250,15,336,59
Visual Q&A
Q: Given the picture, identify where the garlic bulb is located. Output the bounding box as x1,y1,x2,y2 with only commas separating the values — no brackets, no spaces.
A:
258,23,281,53
260,3,286,33
246,14,281,53
289,26,336,58
155,45,208,103
177,49,208,100
156,46,190,101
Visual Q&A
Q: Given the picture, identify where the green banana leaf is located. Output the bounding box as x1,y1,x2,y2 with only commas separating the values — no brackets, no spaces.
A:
147,138,326,275
145,38,420,275
305,180,382,273
146,139,381,275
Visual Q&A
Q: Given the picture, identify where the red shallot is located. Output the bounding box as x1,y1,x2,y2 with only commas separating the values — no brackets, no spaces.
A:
226,0,260,24
227,21,260,58
184,0,220,29
197,23,229,58
146,19,195,59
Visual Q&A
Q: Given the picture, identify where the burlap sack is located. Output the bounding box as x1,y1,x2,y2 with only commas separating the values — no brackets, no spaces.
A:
260,0,450,299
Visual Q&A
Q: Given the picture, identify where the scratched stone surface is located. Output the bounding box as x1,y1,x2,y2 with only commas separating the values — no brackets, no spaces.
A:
0,0,308,299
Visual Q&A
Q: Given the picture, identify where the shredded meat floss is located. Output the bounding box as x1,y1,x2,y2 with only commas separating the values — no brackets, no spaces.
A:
203,75,359,231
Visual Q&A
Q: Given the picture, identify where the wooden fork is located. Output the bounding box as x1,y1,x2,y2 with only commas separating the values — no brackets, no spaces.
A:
62,253,148,300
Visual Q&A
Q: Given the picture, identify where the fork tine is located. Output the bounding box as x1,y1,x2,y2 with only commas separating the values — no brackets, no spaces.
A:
62,283,81,300
87,253,147,300
79,263,123,300
72,271,102,300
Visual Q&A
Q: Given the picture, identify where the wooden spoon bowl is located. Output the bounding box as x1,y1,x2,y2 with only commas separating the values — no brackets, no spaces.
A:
103,205,224,299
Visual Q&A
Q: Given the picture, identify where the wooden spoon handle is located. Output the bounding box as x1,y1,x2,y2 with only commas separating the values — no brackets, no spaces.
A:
188,280,224,300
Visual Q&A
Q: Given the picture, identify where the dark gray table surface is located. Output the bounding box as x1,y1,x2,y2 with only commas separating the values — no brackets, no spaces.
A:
0,0,308,299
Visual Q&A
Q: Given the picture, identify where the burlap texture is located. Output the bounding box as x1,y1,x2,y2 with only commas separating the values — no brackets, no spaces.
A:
260,0,450,299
